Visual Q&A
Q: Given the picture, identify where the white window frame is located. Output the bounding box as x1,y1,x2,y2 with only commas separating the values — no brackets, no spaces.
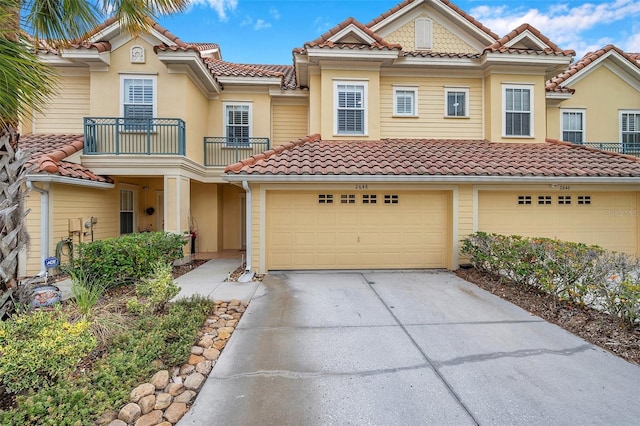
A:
620,110,640,147
334,80,368,136
119,187,136,235
415,18,433,50
120,75,157,131
503,84,534,138
393,86,418,117
560,109,586,144
444,87,469,118
223,102,252,147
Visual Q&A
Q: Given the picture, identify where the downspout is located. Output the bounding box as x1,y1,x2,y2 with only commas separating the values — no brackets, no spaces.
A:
27,181,49,277
238,180,255,282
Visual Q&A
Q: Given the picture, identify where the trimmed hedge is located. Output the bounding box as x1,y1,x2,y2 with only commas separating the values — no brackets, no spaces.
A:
69,232,186,289
461,232,640,327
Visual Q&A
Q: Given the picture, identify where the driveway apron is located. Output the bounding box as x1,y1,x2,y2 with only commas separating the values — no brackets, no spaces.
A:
179,271,640,426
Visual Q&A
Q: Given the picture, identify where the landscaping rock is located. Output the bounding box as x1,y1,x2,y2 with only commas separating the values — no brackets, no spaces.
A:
134,410,163,426
187,354,205,365
198,335,214,348
174,390,196,404
184,372,206,390
196,360,213,375
212,340,226,350
203,347,220,361
119,403,141,423
108,420,127,426
190,345,204,355
96,410,118,425
130,383,155,402
179,363,195,376
217,327,234,339
151,370,170,390
165,383,184,396
138,394,156,415
164,402,188,423
154,393,173,410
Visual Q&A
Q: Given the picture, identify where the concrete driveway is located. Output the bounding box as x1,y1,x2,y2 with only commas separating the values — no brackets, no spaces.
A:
179,271,640,425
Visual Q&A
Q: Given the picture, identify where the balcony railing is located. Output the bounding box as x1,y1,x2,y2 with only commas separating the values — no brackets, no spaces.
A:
84,117,186,155
204,137,270,166
583,142,640,156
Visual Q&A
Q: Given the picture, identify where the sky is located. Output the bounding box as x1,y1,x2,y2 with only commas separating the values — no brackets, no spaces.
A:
156,0,640,65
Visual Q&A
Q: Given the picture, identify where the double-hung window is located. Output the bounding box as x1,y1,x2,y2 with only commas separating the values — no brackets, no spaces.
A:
335,82,366,135
621,111,640,153
561,109,585,143
445,88,468,117
120,189,135,234
503,85,533,137
225,103,251,147
393,86,417,116
121,76,156,131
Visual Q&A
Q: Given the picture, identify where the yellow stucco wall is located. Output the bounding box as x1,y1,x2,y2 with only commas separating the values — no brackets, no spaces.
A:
547,65,640,142
33,73,89,134
272,101,309,146
379,76,483,139
385,13,477,53
222,184,245,250
208,92,273,140
484,73,547,143
190,182,221,252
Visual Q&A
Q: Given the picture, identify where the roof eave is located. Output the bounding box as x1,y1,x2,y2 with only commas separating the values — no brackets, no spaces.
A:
306,47,400,62
27,173,115,188
156,50,221,94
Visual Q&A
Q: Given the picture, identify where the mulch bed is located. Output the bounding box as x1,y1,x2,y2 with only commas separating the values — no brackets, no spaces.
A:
456,268,640,365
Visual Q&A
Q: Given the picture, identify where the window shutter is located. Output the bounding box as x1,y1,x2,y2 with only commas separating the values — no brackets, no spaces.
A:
415,18,432,50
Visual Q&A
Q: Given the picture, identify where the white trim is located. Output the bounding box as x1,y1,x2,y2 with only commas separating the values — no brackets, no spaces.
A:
502,83,534,137
444,87,469,118
452,186,459,268
119,187,136,234
27,174,115,189
620,110,640,144
393,85,418,117
223,102,253,145
120,74,157,119
560,108,586,143
334,80,368,136
415,18,433,50
327,23,377,45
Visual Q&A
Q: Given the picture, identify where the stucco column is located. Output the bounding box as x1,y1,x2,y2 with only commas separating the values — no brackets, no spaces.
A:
163,175,191,236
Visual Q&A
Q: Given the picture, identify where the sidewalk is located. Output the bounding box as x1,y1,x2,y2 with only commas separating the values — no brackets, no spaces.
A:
174,257,261,301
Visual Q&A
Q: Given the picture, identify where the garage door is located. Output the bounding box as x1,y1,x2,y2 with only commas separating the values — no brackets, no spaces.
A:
266,190,450,270
478,191,638,254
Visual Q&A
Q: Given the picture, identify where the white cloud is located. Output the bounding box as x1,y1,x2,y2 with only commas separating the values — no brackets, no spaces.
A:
189,0,238,21
622,30,640,53
314,16,333,34
254,19,271,30
469,0,640,57
269,7,280,20
240,15,252,27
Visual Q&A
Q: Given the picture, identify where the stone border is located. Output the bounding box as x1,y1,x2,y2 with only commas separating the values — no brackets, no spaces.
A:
98,299,247,426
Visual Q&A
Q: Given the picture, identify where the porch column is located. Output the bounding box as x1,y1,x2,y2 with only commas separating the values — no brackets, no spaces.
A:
164,175,191,236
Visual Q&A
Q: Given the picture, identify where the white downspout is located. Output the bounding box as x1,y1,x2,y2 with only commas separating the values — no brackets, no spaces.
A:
238,180,255,282
27,181,49,277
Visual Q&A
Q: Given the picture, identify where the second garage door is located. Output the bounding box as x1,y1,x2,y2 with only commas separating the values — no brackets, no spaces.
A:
266,190,450,270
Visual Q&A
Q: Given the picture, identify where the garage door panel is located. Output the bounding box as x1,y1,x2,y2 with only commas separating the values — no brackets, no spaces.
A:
267,190,450,269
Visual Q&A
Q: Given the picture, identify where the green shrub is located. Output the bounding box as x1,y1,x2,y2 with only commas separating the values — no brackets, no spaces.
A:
69,266,105,317
0,307,96,394
69,232,185,289
137,261,181,311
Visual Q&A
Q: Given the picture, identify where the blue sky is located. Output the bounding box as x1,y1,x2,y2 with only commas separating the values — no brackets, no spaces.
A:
157,0,640,65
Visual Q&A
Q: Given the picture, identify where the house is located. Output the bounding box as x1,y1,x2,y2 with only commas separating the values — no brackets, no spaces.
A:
20,0,640,277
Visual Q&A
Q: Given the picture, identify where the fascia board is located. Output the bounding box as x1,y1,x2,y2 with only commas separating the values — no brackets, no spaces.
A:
328,24,377,45
216,76,282,86
60,49,110,65
27,174,115,189
156,50,220,93
307,48,399,61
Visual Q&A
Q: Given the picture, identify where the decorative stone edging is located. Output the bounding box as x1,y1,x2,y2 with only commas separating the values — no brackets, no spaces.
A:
97,299,248,426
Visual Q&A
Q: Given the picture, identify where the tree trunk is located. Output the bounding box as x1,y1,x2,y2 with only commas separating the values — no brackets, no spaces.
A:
0,125,30,293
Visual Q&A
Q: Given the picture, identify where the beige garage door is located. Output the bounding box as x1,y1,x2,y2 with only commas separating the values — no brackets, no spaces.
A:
478,191,638,254
267,190,450,270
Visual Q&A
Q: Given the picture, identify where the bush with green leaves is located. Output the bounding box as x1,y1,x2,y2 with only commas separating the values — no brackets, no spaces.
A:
0,307,96,395
461,232,640,327
0,296,215,425
69,232,186,289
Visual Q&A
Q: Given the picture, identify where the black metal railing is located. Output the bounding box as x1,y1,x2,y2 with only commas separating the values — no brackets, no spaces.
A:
204,136,270,166
84,117,186,155
582,142,640,156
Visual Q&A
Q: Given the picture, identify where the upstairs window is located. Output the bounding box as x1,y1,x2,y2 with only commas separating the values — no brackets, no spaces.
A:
621,111,640,152
393,87,417,116
225,103,251,147
445,88,468,117
415,18,433,50
121,76,156,130
562,110,585,143
335,82,366,135
504,85,533,137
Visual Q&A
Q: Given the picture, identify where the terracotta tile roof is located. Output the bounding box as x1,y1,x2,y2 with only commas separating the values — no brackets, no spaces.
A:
301,17,402,51
484,23,575,56
402,51,480,59
205,59,297,89
225,136,640,178
628,53,640,64
20,134,112,183
547,45,640,92
366,0,499,40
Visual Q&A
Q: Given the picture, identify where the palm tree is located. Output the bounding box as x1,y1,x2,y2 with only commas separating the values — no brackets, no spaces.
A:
0,0,188,315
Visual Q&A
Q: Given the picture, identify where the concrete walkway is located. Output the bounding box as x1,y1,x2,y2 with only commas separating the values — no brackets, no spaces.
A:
174,257,260,301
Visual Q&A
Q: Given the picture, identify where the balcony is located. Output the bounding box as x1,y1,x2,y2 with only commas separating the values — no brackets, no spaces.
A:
84,117,186,155
583,142,640,157
204,137,270,166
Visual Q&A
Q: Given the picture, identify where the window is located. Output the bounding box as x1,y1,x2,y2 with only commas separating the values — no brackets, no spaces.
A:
225,103,251,147
121,76,156,130
393,87,417,116
518,195,531,205
445,88,468,117
341,194,356,204
384,194,399,204
318,194,333,204
503,85,533,137
335,82,366,135
415,18,433,50
558,195,571,205
538,195,552,205
561,110,585,143
120,189,134,234
362,194,377,204
578,195,591,205
621,111,640,153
